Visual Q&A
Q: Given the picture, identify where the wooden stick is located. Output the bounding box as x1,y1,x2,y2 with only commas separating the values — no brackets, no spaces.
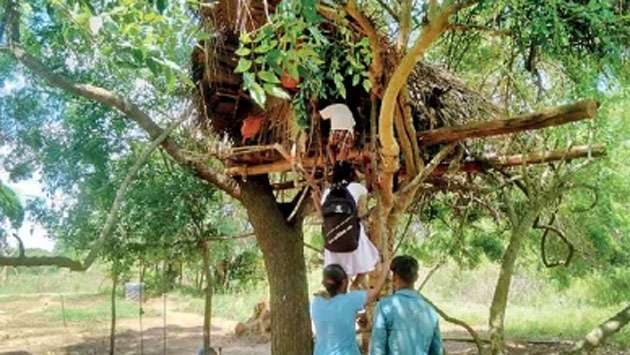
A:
228,145,604,177
418,100,599,146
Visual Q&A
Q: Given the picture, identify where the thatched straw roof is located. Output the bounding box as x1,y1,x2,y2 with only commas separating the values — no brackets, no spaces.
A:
192,0,501,168
408,62,500,131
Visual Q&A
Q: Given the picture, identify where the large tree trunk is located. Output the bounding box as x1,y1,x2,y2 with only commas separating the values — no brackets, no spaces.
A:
488,207,538,355
241,176,313,355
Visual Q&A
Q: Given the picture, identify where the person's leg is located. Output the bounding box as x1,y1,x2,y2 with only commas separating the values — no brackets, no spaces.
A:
338,131,354,161
327,133,336,165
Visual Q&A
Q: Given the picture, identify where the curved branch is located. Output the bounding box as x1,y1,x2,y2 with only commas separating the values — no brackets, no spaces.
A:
378,1,477,190
0,116,188,270
534,213,574,268
396,143,456,209
1,45,241,199
417,262,444,292
567,184,599,213
11,233,24,257
423,296,484,354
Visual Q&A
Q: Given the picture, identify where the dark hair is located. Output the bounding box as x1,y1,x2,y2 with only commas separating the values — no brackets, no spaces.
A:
322,264,347,297
391,255,419,285
332,161,355,184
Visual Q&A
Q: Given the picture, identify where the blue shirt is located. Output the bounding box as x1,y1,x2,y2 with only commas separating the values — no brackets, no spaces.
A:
369,289,443,355
311,290,367,355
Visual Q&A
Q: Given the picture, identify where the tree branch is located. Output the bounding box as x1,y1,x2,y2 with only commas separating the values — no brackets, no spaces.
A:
374,0,399,22
11,233,24,257
377,1,476,209
397,143,456,203
447,23,511,37
571,305,630,353
423,296,484,354
1,45,241,199
417,100,599,146
397,0,413,50
0,115,188,270
227,144,604,177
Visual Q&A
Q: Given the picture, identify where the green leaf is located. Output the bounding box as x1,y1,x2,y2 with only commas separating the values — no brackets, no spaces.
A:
239,31,252,44
250,82,267,107
235,47,251,56
266,49,283,67
362,79,372,93
234,58,252,73
338,85,346,99
264,84,291,100
352,74,360,86
258,71,281,83
156,0,167,14
242,73,255,88
287,63,300,81
0,182,24,228
254,40,277,54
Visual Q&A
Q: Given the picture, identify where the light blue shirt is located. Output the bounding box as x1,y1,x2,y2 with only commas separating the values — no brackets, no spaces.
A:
369,289,443,355
311,290,367,355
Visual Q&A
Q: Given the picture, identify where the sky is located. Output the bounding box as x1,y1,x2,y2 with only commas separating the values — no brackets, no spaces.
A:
1,170,56,252
2,72,56,251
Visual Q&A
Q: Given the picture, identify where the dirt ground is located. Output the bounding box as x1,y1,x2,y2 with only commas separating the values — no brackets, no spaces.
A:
0,295,624,355
0,296,268,355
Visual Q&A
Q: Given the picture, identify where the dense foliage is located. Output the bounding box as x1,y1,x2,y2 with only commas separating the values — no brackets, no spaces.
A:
235,0,372,126
0,0,628,336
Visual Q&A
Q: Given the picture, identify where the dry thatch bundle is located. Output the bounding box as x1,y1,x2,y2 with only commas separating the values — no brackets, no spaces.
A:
192,1,500,169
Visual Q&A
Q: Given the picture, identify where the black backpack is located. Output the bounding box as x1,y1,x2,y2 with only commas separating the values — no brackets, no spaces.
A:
321,183,361,252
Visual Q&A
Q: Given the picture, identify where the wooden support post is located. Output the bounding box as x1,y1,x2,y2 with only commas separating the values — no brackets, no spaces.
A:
417,100,599,146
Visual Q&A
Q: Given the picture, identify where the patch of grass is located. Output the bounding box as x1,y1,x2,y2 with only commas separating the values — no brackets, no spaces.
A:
430,300,630,348
170,286,268,322
0,263,110,295
504,304,630,348
40,295,157,322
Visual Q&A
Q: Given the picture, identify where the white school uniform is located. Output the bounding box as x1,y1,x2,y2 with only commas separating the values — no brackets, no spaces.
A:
321,182,380,277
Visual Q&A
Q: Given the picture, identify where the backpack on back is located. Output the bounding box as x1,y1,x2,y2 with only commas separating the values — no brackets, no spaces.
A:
321,183,361,252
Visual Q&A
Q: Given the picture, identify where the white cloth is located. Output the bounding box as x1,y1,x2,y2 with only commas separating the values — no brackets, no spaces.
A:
319,103,356,132
321,182,380,277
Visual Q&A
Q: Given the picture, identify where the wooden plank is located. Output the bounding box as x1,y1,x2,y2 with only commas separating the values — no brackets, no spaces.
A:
417,100,599,146
430,144,606,175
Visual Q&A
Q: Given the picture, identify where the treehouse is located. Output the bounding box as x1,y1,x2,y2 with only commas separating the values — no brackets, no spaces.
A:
192,0,603,190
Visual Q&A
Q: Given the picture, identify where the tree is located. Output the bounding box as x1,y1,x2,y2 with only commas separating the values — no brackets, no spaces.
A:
1,1,626,354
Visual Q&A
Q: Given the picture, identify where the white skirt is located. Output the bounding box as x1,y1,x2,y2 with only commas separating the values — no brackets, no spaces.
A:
324,228,380,277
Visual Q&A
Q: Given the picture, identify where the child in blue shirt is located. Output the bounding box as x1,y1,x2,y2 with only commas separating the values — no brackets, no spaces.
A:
311,261,390,355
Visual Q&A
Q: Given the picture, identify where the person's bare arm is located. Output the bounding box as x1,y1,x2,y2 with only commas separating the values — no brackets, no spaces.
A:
366,259,391,304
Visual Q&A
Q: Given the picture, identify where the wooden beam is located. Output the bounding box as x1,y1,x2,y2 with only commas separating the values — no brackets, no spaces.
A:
431,144,606,175
238,144,604,180
417,100,599,146
226,151,364,176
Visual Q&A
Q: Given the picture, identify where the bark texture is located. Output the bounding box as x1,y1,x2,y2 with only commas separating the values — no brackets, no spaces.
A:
571,304,630,353
417,100,598,146
241,176,312,355
488,202,540,355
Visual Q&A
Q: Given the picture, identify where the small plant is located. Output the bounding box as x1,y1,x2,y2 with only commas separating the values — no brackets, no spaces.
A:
234,0,372,128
